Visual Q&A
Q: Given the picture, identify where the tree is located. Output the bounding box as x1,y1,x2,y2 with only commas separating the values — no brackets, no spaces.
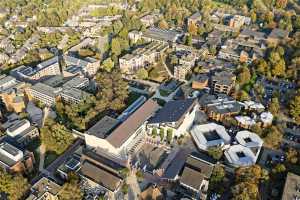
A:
40,119,74,155
237,90,250,101
136,68,148,79
159,128,164,141
188,22,198,36
237,67,251,86
184,34,192,46
166,129,173,144
263,126,283,148
158,19,169,29
286,148,298,164
0,169,29,200
272,163,286,174
151,128,158,138
111,37,121,56
269,97,280,115
58,174,83,200
211,164,225,184
255,59,268,75
289,93,300,124
208,147,223,160
275,0,287,9
101,57,114,72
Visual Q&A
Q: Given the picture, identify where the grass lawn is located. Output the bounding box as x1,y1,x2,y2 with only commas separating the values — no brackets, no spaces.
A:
44,152,59,168
126,92,143,105
159,89,171,97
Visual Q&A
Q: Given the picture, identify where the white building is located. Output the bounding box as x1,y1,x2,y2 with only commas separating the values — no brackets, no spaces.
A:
225,130,263,167
190,123,231,151
260,111,273,127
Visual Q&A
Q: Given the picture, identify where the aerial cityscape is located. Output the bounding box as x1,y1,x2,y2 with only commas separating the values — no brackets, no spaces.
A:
0,0,299,200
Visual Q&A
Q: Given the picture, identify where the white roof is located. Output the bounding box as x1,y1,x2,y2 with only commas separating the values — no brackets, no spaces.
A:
260,112,273,124
235,116,256,126
235,130,263,148
243,100,265,110
190,123,231,151
224,144,257,167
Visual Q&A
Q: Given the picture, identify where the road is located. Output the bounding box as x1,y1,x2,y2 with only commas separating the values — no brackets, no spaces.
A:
31,139,83,184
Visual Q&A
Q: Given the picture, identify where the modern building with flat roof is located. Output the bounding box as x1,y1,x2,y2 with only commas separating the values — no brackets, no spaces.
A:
224,144,258,167
28,83,62,106
190,123,231,151
26,177,62,200
148,98,199,137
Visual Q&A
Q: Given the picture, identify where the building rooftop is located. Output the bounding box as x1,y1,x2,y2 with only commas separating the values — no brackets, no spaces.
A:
224,144,257,167
148,99,196,124
106,99,159,148
27,177,61,200
0,142,23,167
30,83,61,98
180,166,204,190
191,123,231,151
212,71,236,86
240,28,266,40
86,116,119,139
281,172,300,200
268,28,289,39
189,12,201,20
235,130,263,148
80,161,123,192
235,116,256,126
61,87,90,101
143,27,181,42
260,112,273,124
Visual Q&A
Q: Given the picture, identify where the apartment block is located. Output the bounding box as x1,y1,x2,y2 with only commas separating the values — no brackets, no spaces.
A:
211,71,236,94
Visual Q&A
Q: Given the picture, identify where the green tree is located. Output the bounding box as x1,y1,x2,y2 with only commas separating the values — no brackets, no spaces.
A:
166,129,173,144
111,37,121,56
289,93,300,124
40,119,74,155
0,169,29,200
58,175,83,200
272,164,286,174
263,126,283,149
269,97,280,115
208,147,223,160
101,57,114,72
151,128,158,138
211,164,225,184
237,67,251,86
136,68,148,79
159,128,164,141
184,34,192,46
286,148,298,164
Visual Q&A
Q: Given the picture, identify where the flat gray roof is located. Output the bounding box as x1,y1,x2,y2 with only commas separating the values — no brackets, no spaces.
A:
86,116,119,139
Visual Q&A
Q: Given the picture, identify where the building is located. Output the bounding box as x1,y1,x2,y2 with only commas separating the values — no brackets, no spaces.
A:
174,64,191,80
85,99,159,159
199,94,242,122
281,172,300,200
148,99,198,137
229,15,250,29
178,153,214,200
57,147,82,180
260,112,273,127
140,14,160,27
6,119,39,147
267,28,289,45
191,123,231,151
28,83,62,106
80,148,126,197
60,87,90,104
62,76,89,89
242,100,265,112
187,12,202,26
211,71,236,94
0,142,35,173
26,177,62,200
225,130,263,167
191,74,209,90
119,42,167,75
142,27,182,43
63,55,100,77
0,75,28,113
10,57,61,82
235,116,256,129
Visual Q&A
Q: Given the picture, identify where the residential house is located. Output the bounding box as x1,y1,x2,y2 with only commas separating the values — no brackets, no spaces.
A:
142,27,182,43
60,87,90,104
229,15,251,29
0,142,35,174
140,14,161,27
174,64,191,80
147,99,199,137
26,177,62,200
191,74,209,90
187,12,202,26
